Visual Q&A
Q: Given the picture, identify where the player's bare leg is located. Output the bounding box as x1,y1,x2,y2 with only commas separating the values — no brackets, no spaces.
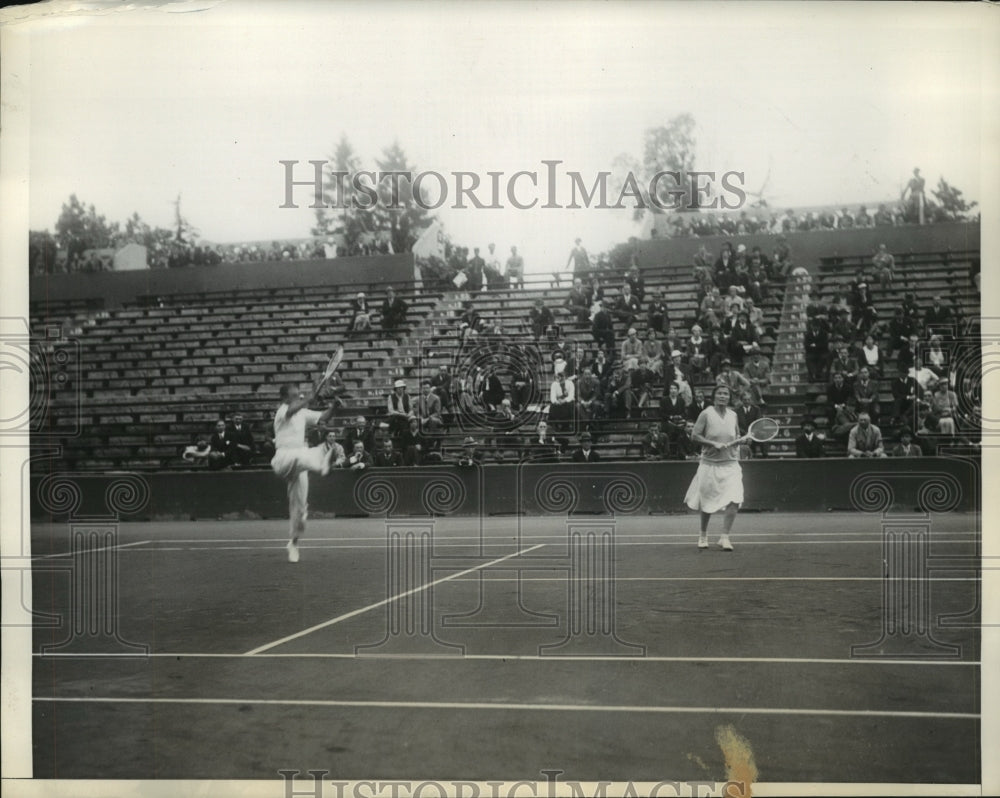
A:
698,512,711,549
718,502,738,551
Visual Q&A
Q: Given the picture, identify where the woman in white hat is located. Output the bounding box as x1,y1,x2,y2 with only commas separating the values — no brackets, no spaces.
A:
350,291,371,332
685,384,749,551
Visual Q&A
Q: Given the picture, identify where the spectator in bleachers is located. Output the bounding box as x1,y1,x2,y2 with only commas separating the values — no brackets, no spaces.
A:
736,392,768,458
928,378,959,435
688,388,712,421
685,324,713,383
771,236,792,277
872,244,896,289
431,365,455,412
848,269,873,318
713,243,735,287
826,371,853,421
828,344,859,384
891,428,922,457
832,396,860,443
715,359,750,405
346,440,373,470
458,301,484,349
659,382,689,450
374,438,404,468
524,420,558,463
856,333,884,378
380,286,409,331
621,327,644,368
613,284,641,330
838,208,855,229
848,412,886,458
548,370,575,433
605,361,636,420
386,379,415,439
828,307,854,347
642,421,670,460
591,298,616,353
873,203,895,227
340,415,368,453
529,298,556,341
643,329,664,377
889,367,920,429
207,419,233,470
454,436,482,467
565,278,592,325
585,273,605,310
744,299,767,340
349,292,373,333
743,344,771,407
647,287,670,335
699,286,725,330
506,245,524,289
727,311,758,367
746,258,770,304
590,346,614,386
855,205,874,228
970,258,981,293
576,367,603,430
399,417,426,466
479,367,506,411
795,418,825,458
925,334,948,378
853,366,880,422
805,316,830,382
723,285,745,318
571,432,600,462
227,413,255,468
923,296,954,339
887,307,916,359
416,380,445,431
625,265,646,303
707,329,728,375
321,431,347,469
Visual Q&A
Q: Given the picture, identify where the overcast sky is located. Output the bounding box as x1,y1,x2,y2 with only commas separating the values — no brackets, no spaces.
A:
15,0,990,268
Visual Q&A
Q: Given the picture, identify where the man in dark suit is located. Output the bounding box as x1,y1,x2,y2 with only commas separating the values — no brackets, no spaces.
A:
591,299,615,352
795,418,825,458
346,440,373,470
227,412,255,467
380,286,409,331
641,422,670,460
736,393,768,458
207,419,233,470
571,432,600,462
524,420,559,463
565,278,591,325
374,439,404,468
625,265,646,303
528,298,556,341
805,317,830,383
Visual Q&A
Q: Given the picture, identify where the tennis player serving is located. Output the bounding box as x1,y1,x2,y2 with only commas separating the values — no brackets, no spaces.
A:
684,385,778,551
271,348,343,563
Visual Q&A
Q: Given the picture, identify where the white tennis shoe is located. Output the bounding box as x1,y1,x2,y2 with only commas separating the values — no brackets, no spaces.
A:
287,540,300,563
718,536,733,552
698,535,709,550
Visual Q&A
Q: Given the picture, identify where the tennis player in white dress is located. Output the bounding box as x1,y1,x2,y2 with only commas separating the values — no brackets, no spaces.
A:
685,384,749,551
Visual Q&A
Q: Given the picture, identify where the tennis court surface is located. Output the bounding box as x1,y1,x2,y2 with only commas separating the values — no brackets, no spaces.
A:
30,511,981,785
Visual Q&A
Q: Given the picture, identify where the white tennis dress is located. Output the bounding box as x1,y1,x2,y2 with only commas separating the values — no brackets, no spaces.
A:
271,404,328,541
684,405,744,513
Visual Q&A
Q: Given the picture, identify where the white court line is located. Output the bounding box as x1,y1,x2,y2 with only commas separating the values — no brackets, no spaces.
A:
442,576,981,582
31,652,981,666
32,695,979,720
243,543,546,655
35,540,151,560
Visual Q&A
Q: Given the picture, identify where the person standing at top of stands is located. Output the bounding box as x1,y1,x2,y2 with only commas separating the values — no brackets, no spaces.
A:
380,286,409,331
902,167,927,224
625,264,646,303
565,278,591,325
646,287,670,335
271,380,339,562
484,243,503,290
685,384,747,552
386,379,414,439
566,237,590,276
506,245,524,289
467,247,485,293
227,412,255,468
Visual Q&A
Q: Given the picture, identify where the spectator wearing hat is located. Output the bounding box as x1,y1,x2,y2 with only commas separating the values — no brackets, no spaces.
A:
529,298,557,341
455,436,482,467
723,285,745,319
613,284,641,330
891,428,922,457
350,292,372,332
643,329,664,376
484,243,504,290
566,237,590,276
647,287,670,335
571,432,600,462
928,378,959,435
576,368,604,429
742,344,771,407
795,418,825,458
591,298,616,352
386,379,414,438
848,412,886,458
380,286,409,331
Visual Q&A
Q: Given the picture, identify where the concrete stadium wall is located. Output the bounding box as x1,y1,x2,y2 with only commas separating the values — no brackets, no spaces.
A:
634,222,979,273
30,457,978,522
29,254,417,310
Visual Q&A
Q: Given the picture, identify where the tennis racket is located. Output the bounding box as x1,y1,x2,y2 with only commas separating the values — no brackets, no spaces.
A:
317,346,344,388
745,416,780,442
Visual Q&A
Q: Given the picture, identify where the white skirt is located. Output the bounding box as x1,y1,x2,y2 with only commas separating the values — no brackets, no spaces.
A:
685,460,744,513
271,446,328,481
